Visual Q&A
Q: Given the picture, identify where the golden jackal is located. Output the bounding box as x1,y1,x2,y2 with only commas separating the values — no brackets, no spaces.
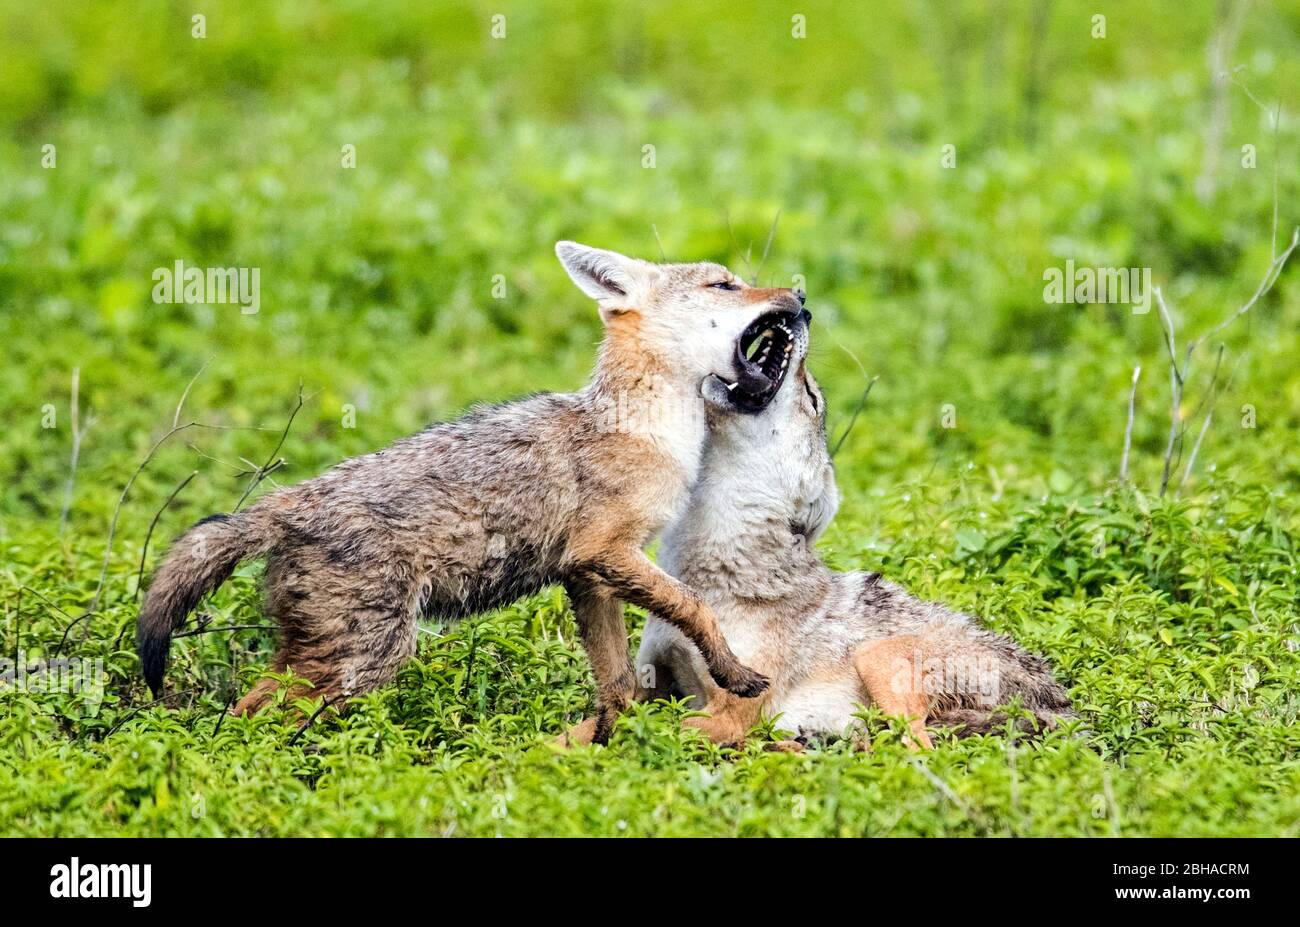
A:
138,242,810,742
620,324,1075,749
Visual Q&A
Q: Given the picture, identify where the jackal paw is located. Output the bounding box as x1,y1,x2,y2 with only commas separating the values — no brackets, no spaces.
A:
764,740,806,754
712,664,769,698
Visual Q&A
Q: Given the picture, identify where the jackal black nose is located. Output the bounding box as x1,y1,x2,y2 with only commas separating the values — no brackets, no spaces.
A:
799,307,812,323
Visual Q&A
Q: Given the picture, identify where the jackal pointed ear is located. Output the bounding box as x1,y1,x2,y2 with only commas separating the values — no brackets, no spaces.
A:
555,241,657,319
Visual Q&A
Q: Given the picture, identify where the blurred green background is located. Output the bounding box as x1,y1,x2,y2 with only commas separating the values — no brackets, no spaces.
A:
3,0,1299,516
1,1,1299,836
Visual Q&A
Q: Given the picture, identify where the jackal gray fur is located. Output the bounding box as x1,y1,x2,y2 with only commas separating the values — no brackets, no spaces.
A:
633,332,1075,748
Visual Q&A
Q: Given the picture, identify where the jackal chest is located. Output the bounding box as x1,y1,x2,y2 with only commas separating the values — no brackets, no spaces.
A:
635,436,705,538
640,473,696,539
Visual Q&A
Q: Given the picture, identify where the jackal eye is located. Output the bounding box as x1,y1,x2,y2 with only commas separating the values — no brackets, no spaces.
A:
708,280,739,291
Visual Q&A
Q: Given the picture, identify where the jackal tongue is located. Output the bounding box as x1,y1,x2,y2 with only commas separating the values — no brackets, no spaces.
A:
733,338,773,393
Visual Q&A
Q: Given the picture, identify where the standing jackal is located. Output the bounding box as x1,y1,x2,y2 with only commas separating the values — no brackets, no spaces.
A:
139,242,808,741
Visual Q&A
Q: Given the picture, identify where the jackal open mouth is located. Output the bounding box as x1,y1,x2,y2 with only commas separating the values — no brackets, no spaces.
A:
718,310,805,412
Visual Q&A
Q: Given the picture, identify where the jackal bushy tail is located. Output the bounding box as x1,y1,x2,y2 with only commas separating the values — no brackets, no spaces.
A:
928,705,1076,738
137,508,279,695
910,609,1077,738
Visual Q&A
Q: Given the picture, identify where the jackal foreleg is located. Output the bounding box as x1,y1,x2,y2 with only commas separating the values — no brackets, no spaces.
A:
565,581,637,746
683,690,764,747
582,548,768,698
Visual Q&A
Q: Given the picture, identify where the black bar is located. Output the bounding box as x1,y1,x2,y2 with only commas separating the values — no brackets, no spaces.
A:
1,837,1276,913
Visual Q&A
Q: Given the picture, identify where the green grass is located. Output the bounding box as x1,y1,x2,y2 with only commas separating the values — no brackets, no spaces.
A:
2,0,1299,836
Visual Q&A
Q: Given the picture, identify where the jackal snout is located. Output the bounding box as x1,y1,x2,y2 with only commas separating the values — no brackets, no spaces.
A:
743,287,804,316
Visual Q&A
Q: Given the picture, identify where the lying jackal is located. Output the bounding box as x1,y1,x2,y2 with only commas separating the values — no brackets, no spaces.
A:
623,325,1075,749
139,242,810,742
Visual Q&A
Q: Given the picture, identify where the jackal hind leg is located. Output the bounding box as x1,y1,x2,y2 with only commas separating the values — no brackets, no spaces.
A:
234,556,416,715
854,635,934,751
